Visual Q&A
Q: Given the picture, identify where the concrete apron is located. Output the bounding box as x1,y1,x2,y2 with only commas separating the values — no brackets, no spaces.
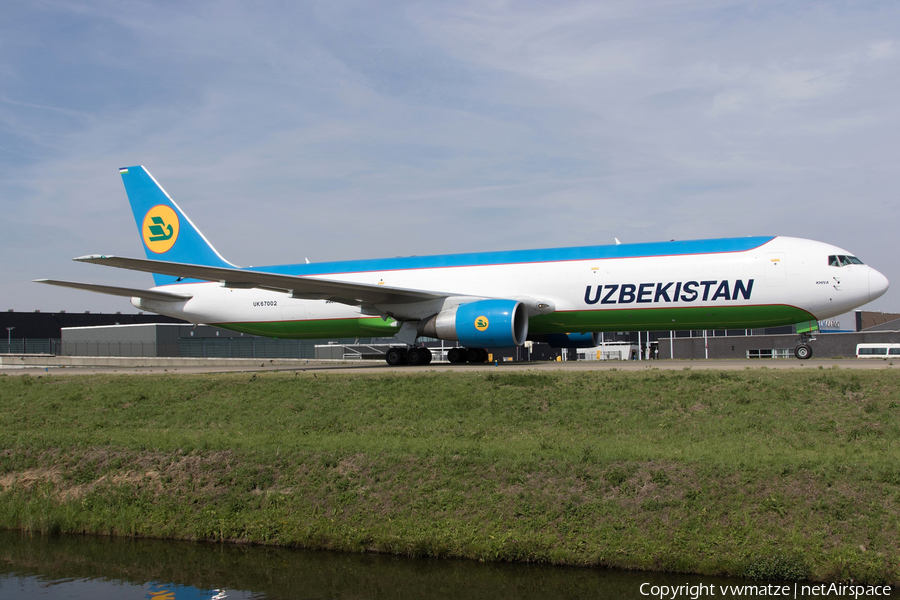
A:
0,354,348,368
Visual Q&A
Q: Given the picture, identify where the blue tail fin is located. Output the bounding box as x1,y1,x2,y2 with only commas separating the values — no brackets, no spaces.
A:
120,166,234,286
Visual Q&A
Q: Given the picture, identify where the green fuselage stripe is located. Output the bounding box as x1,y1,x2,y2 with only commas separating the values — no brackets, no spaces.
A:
528,304,814,333
212,305,813,340
212,317,398,339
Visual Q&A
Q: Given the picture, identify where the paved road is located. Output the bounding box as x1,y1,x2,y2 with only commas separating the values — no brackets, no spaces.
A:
1,357,897,376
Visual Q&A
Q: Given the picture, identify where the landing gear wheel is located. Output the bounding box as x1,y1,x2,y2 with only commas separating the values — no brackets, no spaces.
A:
447,348,465,364
422,348,433,364
385,347,407,366
795,344,813,360
406,347,426,366
466,347,487,363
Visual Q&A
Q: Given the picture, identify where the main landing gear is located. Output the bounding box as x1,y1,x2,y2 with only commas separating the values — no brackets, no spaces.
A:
384,347,489,366
385,346,433,366
794,332,814,360
448,347,488,364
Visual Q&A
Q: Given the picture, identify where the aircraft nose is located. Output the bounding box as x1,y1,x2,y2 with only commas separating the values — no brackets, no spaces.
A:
869,268,890,302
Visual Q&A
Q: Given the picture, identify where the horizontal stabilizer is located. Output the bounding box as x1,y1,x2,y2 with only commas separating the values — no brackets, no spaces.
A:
34,279,193,303
72,255,447,305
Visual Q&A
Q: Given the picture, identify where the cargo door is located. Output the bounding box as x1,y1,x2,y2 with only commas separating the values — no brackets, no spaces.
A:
281,299,308,338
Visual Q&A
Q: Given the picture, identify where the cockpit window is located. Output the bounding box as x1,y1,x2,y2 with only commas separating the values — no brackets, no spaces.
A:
828,255,865,267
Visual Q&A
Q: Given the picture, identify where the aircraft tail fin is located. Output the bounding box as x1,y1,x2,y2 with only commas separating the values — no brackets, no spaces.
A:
120,166,234,286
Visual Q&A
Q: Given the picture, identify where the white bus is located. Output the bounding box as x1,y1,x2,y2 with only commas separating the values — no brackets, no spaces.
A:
856,343,900,358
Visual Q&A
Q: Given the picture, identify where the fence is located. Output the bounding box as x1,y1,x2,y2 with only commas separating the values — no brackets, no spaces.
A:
57,340,179,357
3,337,380,359
1,339,57,355
3,339,176,357
178,338,318,359
336,344,388,361
746,348,794,359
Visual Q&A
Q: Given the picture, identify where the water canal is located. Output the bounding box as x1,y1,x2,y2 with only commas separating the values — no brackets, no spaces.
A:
1,531,894,599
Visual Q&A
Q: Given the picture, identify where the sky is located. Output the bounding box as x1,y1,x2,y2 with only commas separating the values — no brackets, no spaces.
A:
1,0,898,324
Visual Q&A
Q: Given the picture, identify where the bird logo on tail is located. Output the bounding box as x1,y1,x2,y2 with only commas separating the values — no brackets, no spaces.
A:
142,205,180,253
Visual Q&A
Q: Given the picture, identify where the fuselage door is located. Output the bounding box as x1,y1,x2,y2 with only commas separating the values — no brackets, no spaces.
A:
766,253,786,287
281,299,308,326
584,265,602,305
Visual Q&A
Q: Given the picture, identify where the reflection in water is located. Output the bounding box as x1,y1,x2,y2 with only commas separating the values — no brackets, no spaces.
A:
0,530,894,599
0,575,250,600
146,583,244,600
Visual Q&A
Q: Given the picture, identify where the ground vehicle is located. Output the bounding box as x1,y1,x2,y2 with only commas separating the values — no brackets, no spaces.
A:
856,343,900,358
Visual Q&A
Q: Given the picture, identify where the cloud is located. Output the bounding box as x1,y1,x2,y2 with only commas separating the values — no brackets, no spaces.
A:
869,40,896,60
0,0,899,313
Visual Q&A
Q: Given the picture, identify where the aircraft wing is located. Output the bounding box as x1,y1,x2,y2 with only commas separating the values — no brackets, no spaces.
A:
34,279,193,303
72,255,449,305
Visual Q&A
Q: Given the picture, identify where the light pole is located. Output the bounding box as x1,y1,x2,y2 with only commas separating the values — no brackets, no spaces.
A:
6,327,14,352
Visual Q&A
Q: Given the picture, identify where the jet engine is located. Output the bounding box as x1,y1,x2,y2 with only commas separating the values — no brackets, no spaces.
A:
419,299,528,348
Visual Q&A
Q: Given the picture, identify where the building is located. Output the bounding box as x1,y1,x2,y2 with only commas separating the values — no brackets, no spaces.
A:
4,309,899,361
1,310,186,354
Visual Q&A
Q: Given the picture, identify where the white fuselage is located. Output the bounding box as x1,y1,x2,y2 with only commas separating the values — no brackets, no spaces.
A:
133,236,888,340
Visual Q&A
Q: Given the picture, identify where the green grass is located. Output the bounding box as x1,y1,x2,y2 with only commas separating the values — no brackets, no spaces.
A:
1,368,898,583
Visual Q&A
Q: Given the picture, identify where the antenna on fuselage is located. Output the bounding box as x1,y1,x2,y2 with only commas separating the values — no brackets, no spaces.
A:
614,238,622,245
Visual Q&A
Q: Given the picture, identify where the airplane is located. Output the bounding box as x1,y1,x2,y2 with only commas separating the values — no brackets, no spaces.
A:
37,165,889,365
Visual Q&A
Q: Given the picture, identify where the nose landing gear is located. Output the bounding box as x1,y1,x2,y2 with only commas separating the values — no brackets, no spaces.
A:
794,332,815,360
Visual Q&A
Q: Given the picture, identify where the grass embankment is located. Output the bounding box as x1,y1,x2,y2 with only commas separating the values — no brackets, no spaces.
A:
0,368,898,583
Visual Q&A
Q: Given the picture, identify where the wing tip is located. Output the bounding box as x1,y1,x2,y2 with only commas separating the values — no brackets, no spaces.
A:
73,254,111,262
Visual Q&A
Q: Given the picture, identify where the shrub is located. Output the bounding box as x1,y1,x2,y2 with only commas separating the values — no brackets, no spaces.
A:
744,554,809,581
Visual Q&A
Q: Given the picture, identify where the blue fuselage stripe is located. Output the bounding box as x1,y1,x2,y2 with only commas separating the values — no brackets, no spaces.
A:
243,236,774,277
